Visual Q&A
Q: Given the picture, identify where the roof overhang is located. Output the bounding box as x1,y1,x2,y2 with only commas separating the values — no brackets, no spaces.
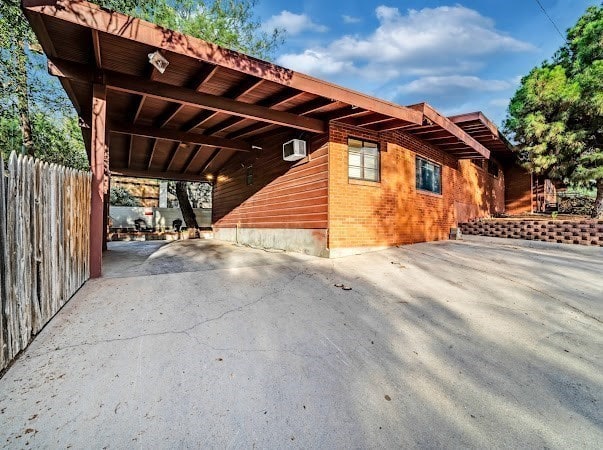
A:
21,0,493,177
448,112,515,159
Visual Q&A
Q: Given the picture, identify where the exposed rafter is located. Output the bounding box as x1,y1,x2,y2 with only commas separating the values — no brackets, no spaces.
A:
182,145,204,173
199,148,222,175
109,124,253,151
110,168,205,182
23,0,423,125
156,64,220,128
49,58,327,134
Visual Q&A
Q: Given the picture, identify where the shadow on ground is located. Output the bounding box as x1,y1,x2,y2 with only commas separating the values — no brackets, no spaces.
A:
0,238,602,448
102,239,314,278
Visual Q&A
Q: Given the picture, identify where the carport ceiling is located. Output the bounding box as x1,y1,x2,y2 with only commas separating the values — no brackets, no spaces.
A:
22,0,429,180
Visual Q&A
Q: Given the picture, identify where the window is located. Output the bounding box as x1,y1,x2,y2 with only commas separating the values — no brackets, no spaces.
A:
416,157,442,194
348,138,379,182
487,160,499,177
471,158,484,169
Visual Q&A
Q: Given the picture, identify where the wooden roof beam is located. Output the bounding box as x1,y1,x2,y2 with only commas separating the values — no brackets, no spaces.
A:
199,148,221,175
155,64,220,128
146,139,159,170
202,91,327,137
49,58,327,134
23,0,422,125
184,76,264,132
23,8,84,120
289,98,335,115
326,107,369,121
165,142,181,172
91,29,102,68
424,136,463,144
409,103,491,159
449,112,499,136
110,168,204,182
127,134,134,169
226,122,274,140
365,119,411,132
109,124,253,151
182,145,204,173
339,113,393,127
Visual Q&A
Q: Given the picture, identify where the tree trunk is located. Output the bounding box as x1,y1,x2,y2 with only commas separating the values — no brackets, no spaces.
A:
593,180,603,219
16,40,34,156
176,181,199,229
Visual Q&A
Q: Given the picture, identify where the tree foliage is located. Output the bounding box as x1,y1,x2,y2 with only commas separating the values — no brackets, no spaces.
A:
504,5,603,217
1,0,282,172
110,186,142,206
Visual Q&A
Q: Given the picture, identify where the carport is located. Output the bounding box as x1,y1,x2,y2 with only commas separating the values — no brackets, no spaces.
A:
22,0,496,277
21,0,424,277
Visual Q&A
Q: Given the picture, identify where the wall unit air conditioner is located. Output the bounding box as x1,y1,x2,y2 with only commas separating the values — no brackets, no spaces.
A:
283,139,307,161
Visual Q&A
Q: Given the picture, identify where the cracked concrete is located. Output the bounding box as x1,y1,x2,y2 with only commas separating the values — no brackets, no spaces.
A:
1,237,602,448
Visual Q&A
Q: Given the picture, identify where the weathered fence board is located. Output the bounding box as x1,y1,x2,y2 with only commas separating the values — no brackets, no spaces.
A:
1,152,91,372
0,155,6,370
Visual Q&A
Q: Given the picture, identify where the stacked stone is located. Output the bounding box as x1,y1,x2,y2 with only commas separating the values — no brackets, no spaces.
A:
459,220,603,247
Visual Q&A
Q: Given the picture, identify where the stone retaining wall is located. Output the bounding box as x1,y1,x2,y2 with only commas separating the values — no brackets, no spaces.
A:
460,220,603,247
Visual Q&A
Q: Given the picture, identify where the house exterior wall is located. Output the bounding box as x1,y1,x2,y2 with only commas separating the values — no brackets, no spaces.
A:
327,122,505,252
212,131,329,255
211,123,513,257
504,165,533,215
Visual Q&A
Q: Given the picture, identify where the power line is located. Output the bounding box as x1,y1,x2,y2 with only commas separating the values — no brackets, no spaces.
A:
534,0,567,42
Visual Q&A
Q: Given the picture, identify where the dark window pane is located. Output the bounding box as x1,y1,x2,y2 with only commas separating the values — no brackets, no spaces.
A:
416,156,441,194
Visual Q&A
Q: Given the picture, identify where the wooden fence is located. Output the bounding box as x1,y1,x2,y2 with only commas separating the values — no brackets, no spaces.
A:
1,152,91,372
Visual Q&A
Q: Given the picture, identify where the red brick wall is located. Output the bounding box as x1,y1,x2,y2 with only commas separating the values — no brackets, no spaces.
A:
212,131,328,229
328,122,505,249
504,165,533,214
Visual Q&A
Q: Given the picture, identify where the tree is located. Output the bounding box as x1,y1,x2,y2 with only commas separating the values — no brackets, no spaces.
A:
1,0,38,156
2,0,282,227
110,186,141,206
504,5,603,218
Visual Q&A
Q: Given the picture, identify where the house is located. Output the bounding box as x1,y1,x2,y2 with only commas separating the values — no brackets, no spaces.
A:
22,0,534,274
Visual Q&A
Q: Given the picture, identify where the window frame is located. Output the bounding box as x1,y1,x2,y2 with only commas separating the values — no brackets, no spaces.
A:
487,159,499,178
415,156,443,195
471,158,484,170
347,137,380,183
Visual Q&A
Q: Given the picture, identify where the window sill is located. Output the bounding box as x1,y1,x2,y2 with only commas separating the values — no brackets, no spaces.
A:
417,189,443,198
348,178,381,187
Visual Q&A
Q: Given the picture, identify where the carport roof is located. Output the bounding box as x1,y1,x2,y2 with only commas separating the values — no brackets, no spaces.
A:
22,0,494,181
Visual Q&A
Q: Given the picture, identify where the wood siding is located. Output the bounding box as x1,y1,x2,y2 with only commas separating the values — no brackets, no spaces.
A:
504,165,533,215
212,132,328,229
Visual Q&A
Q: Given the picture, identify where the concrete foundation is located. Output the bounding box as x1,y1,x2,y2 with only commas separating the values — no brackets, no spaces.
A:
213,227,329,257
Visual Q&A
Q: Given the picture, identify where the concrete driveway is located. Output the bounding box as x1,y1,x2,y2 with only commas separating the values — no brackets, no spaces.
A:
1,237,602,448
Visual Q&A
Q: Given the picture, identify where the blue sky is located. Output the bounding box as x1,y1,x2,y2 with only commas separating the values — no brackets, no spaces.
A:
254,0,599,126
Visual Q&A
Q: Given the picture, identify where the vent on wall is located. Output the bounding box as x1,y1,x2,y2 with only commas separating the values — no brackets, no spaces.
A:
283,139,307,161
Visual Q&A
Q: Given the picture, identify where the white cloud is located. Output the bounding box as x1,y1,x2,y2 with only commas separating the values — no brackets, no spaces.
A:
278,50,355,77
276,5,533,79
263,11,327,36
398,76,512,95
342,15,361,24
